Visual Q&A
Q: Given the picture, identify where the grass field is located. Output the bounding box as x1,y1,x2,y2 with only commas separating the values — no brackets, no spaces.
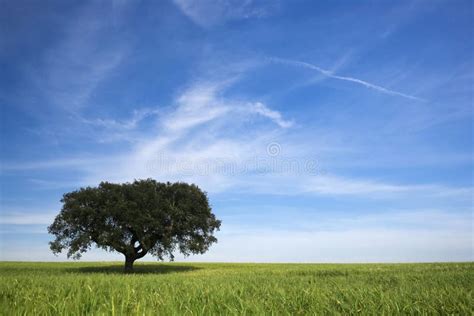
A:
0,262,472,315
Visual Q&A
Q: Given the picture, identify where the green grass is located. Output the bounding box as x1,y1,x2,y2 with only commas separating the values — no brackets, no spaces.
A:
0,262,472,315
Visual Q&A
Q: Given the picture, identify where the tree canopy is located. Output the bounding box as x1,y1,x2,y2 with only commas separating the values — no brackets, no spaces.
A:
48,179,221,271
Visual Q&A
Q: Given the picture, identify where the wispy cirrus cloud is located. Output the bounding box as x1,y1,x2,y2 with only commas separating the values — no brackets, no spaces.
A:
78,108,161,130
78,79,293,190
303,175,472,197
5,73,471,200
27,3,128,112
249,102,293,128
0,208,57,225
163,82,232,132
173,0,275,27
0,157,108,172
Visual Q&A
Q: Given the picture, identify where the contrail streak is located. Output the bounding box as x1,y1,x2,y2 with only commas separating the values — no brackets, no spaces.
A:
270,57,426,102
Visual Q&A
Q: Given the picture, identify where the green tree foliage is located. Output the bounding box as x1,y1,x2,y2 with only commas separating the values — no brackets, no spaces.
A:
48,179,221,272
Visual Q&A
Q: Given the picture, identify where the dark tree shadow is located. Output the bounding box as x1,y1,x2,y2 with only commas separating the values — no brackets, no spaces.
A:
68,264,200,275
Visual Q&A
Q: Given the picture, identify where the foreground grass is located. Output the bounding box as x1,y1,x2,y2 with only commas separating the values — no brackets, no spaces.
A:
0,262,472,315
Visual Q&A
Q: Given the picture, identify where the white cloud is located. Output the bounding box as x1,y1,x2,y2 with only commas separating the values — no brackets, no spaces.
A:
79,108,160,130
3,209,471,263
304,175,473,197
249,102,293,128
173,0,273,28
29,3,127,111
67,79,294,191
2,75,471,199
0,209,57,225
189,227,472,263
178,209,472,262
163,83,232,132
0,157,107,172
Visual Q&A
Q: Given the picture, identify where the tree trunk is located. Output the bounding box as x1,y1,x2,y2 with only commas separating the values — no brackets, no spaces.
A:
124,256,135,273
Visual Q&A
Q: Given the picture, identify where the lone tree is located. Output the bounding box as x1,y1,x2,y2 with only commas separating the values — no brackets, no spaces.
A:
48,179,221,272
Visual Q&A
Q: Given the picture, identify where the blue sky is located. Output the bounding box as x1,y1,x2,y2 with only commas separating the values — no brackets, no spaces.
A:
0,0,472,262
